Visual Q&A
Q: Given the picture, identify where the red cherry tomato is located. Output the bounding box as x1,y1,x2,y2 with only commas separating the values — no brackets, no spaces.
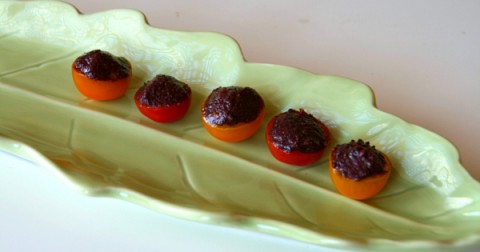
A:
265,113,331,166
134,90,191,123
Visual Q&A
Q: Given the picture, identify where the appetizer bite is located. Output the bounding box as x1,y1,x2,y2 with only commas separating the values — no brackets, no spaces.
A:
329,139,392,200
134,74,192,123
266,109,330,166
201,86,264,142
72,49,132,100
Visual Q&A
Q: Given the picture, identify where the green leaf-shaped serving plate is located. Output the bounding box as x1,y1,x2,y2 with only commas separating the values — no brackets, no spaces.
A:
1,1,479,251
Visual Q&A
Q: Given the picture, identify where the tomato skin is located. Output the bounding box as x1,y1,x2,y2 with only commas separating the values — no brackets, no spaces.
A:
266,140,325,166
265,115,331,166
71,64,132,101
134,91,191,123
202,108,264,142
328,151,392,200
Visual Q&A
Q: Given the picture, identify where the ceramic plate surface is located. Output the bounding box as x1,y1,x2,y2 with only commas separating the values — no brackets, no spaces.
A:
1,1,479,251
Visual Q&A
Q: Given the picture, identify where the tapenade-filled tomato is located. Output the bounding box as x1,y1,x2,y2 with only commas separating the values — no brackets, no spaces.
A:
266,109,330,166
201,86,264,142
72,49,132,100
134,75,192,123
329,139,392,200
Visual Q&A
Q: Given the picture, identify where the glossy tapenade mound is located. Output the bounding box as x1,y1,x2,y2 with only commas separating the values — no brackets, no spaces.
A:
331,139,386,181
269,109,329,153
134,74,192,123
202,86,264,126
201,86,265,142
329,139,392,200
135,75,191,107
71,49,132,101
73,49,131,81
266,109,330,166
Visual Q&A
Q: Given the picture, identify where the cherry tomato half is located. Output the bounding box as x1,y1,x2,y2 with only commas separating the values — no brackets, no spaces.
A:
134,88,192,123
202,107,264,142
265,111,331,166
71,64,132,101
329,151,392,200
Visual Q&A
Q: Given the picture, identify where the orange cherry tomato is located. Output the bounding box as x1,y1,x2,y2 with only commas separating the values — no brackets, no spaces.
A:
202,107,264,142
265,110,331,166
329,150,392,200
72,64,132,100
135,92,192,123
71,50,132,101
201,86,265,142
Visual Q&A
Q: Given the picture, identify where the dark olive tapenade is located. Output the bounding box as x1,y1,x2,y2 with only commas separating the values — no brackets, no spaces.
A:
328,139,392,200
201,86,265,142
73,49,131,81
268,109,329,153
266,109,330,166
201,86,264,126
71,49,132,101
135,75,191,107
331,139,386,181
134,74,192,123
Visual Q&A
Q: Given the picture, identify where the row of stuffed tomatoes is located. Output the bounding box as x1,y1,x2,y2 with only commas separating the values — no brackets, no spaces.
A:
71,49,391,201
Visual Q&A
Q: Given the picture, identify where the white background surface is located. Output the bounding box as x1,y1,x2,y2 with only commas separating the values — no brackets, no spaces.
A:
1,0,479,251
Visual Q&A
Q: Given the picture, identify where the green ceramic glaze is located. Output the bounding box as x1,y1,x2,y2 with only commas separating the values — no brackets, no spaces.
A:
0,1,479,251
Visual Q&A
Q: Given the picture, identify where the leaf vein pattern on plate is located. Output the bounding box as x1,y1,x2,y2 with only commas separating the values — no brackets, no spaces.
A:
0,50,81,77
274,182,319,226
176,154,211,204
